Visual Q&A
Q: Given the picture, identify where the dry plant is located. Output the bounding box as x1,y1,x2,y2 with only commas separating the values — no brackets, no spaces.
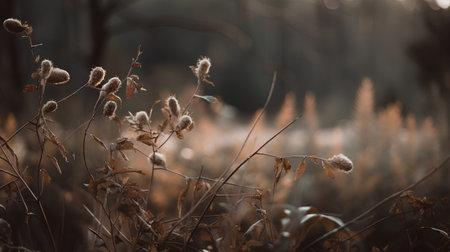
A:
0,17,449,252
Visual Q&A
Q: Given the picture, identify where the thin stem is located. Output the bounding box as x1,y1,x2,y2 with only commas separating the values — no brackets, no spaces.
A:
57,82,89,104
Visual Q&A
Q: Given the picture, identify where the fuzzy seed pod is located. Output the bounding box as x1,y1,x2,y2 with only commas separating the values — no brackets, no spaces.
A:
40,60,53,80
176,115,193,131
166,96,180,117
103,101,117,118
88,67,106,87
195,57,211,79
47,68,70,85
135,111,149,128
100,77,122,97
43,100,58,114
3,18,27,34
326,154,353,173
148,152,166,167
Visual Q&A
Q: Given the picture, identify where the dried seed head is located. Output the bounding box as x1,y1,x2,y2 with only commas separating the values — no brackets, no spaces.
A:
176,115,193,131
42,100,58,114
194,57,211,80
103,101,117,118
135,111,149,128
3,18,27,34
100,77,122,97
40,60,53,80
47,68,70,85
166,96,180,117
326,154,353,173
148,152,166,167
88,67,106,87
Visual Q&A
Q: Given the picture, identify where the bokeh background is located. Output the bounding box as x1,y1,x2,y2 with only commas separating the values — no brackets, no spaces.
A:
0,0,449,251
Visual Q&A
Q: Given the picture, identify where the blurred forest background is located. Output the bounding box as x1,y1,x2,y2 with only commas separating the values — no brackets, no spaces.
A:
0,0,449,250
0,0,449,128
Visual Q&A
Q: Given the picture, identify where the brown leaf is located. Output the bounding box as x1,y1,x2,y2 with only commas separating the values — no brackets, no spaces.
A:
309,156,318,163
107,93,122,107
40,169,51,187
161,108,170,119
130,74,139,80
372,247,381,252
47,155,62,174
126,78,135,100
23,84,38,93
34,55,40,65
137,133,154,146
31,71,40,79
132,62,142,68
274,157,283,172
295,158,306,180
321,161,335,179
282,158,291,173
91,134,107,150
177,179,192,218
116,138,134,150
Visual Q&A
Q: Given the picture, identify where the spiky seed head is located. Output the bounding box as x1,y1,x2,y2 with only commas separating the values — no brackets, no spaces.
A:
40,60,53,80
103,101,117,118
43,100,58,114
176,115,193,131
47,68,70,85
195,57,211,79
166,96,180,117
135,111,149,128
88,67,106,87
326,154,353,173
3,18,27,34
148,152,166,167
100,77,122,97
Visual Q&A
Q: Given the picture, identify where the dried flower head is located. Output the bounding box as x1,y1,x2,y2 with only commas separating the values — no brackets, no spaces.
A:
135,111,149,128
42,100,58,114
176,115,193,131
326,154,353,173
166,96,180,117
191,57,211,80
88,67,106,87
3,18,27,34
103,101,117,118
100,77,122,97
40,60,53,80
47,68,70,85
148,152,166,167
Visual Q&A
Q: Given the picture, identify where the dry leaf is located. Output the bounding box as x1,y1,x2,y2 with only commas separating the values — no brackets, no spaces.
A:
107,93,122,107
40,169,51,187
321,161,335,179
47,155,62,174
310,156,318,163
31,71,40,79
137,133,154,146
91,134,107,150
129,74,139,80
132,62,142,68
282,158,291,173
34,55,40,65
23,84,38,93
115,138,134,150
295,158,306,180
126,78,135,100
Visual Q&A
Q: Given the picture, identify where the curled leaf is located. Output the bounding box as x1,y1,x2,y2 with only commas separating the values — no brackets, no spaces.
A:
295,158,306,180
47,155,62,174
321,161,335,179
194,95,219,104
